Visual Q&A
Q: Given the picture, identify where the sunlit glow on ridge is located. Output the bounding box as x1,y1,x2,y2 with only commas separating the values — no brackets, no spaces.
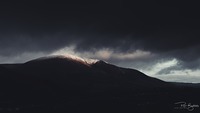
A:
50,46,98,64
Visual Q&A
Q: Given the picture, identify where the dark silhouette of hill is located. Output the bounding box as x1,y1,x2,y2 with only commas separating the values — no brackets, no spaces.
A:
0,56,200,113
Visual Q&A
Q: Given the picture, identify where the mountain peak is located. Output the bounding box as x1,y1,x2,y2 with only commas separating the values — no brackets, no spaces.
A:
25,55,99,66
94,60,107,64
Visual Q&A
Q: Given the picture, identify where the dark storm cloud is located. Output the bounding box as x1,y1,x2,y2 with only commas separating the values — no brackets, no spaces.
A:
0,1,200,69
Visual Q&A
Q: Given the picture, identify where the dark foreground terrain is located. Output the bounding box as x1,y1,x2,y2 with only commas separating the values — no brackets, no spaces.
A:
0,56,200,113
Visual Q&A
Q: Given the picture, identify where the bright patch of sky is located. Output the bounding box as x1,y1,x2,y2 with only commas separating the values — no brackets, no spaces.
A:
140,58,178,75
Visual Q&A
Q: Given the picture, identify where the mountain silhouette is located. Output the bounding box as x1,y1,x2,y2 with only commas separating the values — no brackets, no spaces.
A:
0,55,200,113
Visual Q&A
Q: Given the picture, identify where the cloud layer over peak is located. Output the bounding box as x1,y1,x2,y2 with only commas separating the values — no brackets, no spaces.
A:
1,1,200,82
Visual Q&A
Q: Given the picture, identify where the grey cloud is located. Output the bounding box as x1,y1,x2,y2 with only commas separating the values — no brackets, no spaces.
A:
0,33,80,57
0,52,47,63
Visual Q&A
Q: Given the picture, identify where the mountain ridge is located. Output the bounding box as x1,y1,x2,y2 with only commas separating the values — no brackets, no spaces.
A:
0,55,200,113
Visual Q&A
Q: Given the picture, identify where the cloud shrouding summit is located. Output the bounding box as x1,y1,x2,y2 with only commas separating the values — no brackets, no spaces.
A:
0,1,200,83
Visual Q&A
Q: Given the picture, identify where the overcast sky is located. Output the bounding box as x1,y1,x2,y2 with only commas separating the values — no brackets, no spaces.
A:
1,1,200,83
